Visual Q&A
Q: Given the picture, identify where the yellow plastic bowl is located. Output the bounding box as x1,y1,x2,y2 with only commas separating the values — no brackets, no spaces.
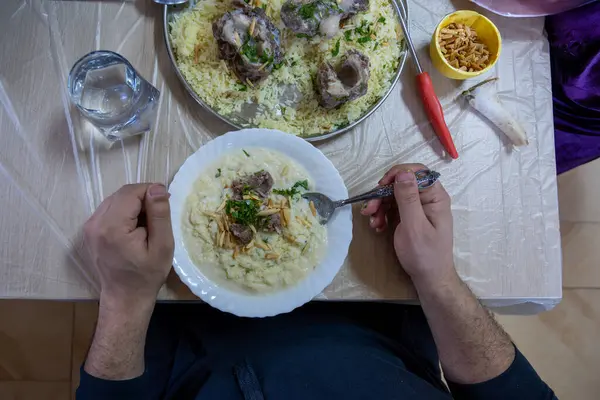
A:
430,10,502,80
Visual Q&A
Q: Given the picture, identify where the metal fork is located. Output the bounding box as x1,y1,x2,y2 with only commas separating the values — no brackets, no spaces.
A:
302,169,441,224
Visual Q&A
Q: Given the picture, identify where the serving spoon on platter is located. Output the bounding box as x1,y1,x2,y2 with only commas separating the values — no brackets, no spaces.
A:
303,169,441,225
152,0,190,5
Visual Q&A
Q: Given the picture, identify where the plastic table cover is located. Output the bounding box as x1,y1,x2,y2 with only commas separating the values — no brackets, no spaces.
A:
0,0,562,313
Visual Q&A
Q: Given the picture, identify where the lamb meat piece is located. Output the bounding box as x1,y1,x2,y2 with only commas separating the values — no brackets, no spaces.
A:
230,223,254,245
231,0,251,8
246,170,274,197
316,49,370,109
231,171,274,199
264,213,282,234
281,0,343,38
230,180,245,200
213,8,284,84
338,0,369,18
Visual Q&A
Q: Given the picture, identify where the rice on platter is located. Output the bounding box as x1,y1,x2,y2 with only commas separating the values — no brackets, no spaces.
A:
182,148,327,293
169,0,404,136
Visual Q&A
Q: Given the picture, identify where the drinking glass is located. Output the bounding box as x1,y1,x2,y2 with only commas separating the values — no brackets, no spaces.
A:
68,50,160,141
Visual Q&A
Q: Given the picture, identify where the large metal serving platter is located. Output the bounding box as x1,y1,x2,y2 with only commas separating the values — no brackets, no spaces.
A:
163,0,408,142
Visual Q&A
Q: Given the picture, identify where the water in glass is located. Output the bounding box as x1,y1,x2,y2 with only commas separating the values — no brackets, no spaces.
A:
68,51,160,141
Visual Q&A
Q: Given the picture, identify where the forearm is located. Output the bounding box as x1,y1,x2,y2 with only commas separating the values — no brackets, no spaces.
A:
414,270,514,384
84,296,155,380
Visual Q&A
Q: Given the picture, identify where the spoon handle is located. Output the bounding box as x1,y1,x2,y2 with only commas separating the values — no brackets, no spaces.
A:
336,185,394,207
336,169,441,207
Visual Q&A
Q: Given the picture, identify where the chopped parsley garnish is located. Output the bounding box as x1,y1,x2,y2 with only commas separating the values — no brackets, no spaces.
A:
225,199,259,226
273,62,284,70
332,2,344,12
357,36,371,44
344,30,352,42
290,60,297,66
378,16,386,24
296,33,311,39
242,184,253,196
243,149,251,157
215,168,222,178
259,50,274,65
298,2,318,19
236,84,248,92
331,39,341,56
295,180,309,190
240,39,259,63
273,180,309,197
355,20,371,36
373,42,379,50
261,3,267,9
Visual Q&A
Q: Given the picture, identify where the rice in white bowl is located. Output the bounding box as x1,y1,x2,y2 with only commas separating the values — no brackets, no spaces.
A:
182,148,327,293
169,0,403,136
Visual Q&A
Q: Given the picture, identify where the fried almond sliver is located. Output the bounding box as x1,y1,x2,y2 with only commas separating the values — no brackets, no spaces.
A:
257,209,280,217
279,209,287,227
265,253,280,260
223,216,230,231
438,23,490,71
203,211,220,219
296,216,311,228
256,240,270,251
233,31,242,47
284,234,296,243
309,201,317,217
216,199,227,213
282,209,291,226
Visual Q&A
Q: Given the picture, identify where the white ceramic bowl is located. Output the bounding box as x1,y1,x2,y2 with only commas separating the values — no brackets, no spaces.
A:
169,129,353,317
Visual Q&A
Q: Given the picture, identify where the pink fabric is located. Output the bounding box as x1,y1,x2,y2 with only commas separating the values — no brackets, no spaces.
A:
472,0,595,17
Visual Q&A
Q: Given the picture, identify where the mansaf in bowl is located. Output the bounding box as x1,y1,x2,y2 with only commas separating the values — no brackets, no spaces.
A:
169,129,352,317
183,148,327,293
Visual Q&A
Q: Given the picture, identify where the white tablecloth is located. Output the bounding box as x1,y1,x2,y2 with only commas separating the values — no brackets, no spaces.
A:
0,0,561,313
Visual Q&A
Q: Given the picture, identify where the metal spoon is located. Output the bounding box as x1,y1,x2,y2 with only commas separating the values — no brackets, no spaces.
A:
302,169,441,224
153,0,188,5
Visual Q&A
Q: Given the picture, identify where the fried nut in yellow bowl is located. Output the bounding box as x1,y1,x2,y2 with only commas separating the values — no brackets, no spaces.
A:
430,10,502,80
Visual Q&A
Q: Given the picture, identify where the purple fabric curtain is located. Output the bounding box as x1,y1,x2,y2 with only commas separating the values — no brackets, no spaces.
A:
546,1,600,174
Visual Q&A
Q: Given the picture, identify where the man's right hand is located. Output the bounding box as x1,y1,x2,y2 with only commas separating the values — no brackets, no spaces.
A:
365,164,518,386
361,164,455,286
